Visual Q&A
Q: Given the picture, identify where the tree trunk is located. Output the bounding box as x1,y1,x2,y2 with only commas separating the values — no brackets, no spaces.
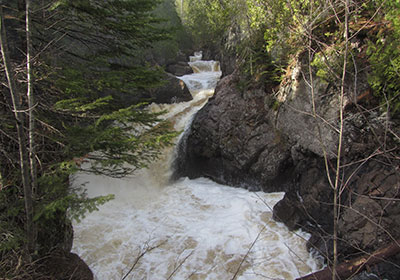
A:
297,239,400,280
332,1,350,278
26,0,38,249
26,0,37,196
0,6,34,253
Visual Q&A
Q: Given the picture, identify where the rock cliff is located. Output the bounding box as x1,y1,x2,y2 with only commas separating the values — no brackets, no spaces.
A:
174,73,293,192
175,55,400,278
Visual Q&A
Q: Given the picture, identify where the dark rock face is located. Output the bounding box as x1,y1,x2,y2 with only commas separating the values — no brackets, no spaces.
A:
273,62,400,273
166,61,193,76
175,73,293,192
339,164,400,251
203,48,236,77
273,159,334,231
37,249,93,280
150,73,192,104
216,52,236,77
36,211,74,255
34,210,93,279
276,78,339,158
176,56,400,278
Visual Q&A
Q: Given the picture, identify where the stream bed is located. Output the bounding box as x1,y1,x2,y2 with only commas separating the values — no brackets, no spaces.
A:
72,53,321,279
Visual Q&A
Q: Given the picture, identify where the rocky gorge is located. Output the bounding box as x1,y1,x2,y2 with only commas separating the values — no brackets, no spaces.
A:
175,53,400,278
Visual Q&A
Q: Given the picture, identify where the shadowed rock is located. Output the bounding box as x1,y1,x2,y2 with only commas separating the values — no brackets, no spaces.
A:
150,73,192,104
174,73,293,192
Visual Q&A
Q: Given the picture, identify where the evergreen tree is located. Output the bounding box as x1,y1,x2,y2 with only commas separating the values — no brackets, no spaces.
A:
0,0,177,276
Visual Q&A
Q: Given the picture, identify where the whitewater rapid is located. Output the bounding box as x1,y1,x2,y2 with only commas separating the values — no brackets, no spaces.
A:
72,52,321,279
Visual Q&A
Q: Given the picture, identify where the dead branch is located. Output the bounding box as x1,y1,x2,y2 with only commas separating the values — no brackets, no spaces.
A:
231,225,266,280
296,238,400,280
166,250,195,280
121,240,166,280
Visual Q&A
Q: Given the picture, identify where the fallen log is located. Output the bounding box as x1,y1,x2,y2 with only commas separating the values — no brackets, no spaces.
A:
297,239,400,280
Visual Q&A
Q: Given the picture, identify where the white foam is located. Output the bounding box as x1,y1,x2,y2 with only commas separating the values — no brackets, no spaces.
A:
189,51,203,62
178,72,222,93
188,61,221,73
147,88,214,132
72,178,320,279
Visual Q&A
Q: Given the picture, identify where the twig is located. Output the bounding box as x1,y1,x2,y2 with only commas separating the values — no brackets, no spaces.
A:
166,250,194,280
231,225,266,280
121,240,166,280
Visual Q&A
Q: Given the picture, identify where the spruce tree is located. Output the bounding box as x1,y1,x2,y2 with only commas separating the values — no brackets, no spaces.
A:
0,0,177,274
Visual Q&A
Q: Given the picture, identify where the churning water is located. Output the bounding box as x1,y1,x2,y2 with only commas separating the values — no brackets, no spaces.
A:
72,52,321,279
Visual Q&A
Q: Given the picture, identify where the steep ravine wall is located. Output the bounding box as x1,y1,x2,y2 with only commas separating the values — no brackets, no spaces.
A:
175,57,400,278
174,73,294,192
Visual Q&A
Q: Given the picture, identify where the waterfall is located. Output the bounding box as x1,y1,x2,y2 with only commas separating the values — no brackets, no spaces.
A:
72,53,321,280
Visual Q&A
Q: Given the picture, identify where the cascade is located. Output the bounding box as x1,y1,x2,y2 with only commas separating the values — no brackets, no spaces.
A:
72,53,321,279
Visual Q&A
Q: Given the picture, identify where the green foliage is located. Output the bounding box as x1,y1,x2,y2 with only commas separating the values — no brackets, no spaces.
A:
0,224,24,253
58,0,167,50
151,0,193,62
34,175,114,224
271,99,281,111
366,0,400,114
178,0,400,117
237,29,283,89
0,0,182,264
63,114,177,177
30,164,114,256
178,0,286,84
55,67,94,98
179,0,240,50
0,187,25,253
310,44,356,85
31,167,74,217
311,53,330,81
55,96,113,113
68,192,114,223
246,0,267,30
261,0,341,66
260,0,294,59
179,0,321,80
42,0,179,177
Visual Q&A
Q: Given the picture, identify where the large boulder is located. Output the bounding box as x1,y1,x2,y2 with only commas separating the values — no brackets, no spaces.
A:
150,73,192,104
37,249,93,280
175,73,293,192
166,61,193,76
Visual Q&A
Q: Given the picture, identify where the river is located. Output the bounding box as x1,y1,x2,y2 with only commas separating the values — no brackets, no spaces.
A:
72,52,321,279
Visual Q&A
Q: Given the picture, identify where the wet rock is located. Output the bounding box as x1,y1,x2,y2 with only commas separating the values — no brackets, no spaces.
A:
273,156,334,252
175,73,292,192
340,197,383,248
166,61,193,76
37,249,93,280
339,167,400,253
149,73,192,104
272,193,303,230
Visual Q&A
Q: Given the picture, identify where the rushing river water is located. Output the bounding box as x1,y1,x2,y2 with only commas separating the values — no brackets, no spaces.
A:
72,52,321,279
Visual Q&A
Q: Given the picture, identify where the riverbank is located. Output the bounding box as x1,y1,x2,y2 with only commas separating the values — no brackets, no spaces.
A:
176,51,400,278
